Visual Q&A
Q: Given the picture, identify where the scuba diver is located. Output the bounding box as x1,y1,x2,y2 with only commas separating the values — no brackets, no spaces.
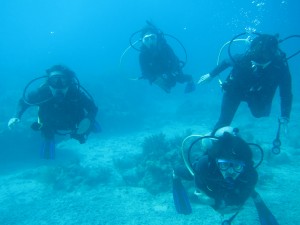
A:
198,33,293,134
172,126,279,225
130,21,195,93
8,65,99,159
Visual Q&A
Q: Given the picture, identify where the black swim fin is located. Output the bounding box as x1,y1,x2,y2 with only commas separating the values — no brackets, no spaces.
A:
172,177,192,215
252,191,280,225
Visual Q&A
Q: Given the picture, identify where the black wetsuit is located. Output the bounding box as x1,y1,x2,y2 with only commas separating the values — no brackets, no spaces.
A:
139,41,193,91
211,53,292,131
193,155,258,211
16,84,98,139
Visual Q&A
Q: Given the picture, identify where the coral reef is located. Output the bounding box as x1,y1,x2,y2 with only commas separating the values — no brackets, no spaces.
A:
29,161,111,192
114,130,192,195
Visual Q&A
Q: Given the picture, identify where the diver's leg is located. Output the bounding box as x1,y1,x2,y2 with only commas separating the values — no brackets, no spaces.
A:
212,92,241,133
248,98,272,118
40,129,56,159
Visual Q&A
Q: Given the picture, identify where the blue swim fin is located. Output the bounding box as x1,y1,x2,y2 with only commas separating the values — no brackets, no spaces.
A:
252,192,280,225
40,138,55,159
172,177,192,215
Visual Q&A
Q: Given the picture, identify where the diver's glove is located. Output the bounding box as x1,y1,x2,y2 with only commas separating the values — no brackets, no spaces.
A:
8,117,20,130
197,73,212,85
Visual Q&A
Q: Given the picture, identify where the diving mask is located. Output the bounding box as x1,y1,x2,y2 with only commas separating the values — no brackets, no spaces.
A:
48,72,71,89
216,159,245,173
142,33,158,48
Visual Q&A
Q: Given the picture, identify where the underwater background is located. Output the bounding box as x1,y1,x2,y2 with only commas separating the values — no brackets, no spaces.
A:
0,0,299,224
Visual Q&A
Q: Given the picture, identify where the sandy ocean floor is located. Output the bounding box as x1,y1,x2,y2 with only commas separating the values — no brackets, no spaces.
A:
0,106,299,225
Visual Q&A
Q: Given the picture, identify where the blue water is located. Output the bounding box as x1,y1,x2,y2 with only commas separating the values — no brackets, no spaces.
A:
0,1,299,224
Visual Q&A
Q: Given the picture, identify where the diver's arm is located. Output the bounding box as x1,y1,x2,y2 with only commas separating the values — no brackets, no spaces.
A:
193,157,216,206
14,88,47,119
7,98,27,129
210,58,233,78
139,52,156,82
279,61,293,120
193,156,213,194
8,97,31,129
80,91,98,121
164,43,182,73
8,88,46,129
14,98,30,119
69,90,99,143
198,58,232,85
15,89,43,119
235,169,258,206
